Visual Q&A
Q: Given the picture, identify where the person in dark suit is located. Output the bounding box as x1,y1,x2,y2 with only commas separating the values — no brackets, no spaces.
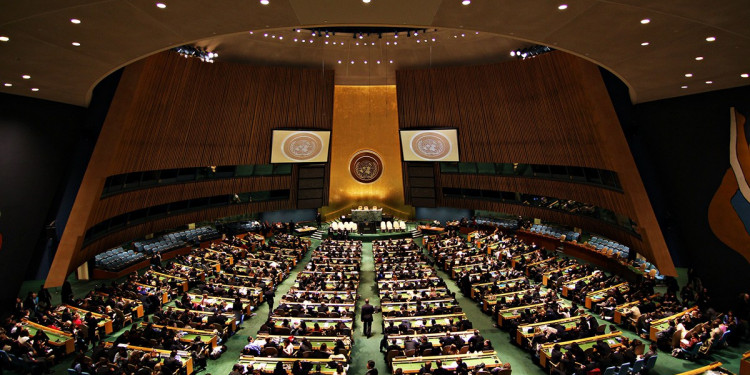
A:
162,351,181,374
361,298,375,337
264,288,275,316
403,336,418,351
365,359,378,375
550,344,564,364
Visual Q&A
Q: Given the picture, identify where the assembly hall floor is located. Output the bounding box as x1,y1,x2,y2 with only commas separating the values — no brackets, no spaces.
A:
18,238,750,375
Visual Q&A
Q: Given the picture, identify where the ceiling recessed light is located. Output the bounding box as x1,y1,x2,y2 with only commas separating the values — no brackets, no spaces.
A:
640,42,650,46
337,60,341,64
706,36,716,42
260,0,269,4
462,0,471,5
70,18,81,24
640,18,650,24
22,75,30,79
3,83,12,87
685,73,693,77
156,3,167,8
362,0,371,3
350,61,354,64
695,56,704,61
31,88,39,92
0,36,9,42
71,42,81,46
681,85,688,89
705,81,713,84
377,60,381,64
389,60,393,63
742,73,749,78
558,4,568,10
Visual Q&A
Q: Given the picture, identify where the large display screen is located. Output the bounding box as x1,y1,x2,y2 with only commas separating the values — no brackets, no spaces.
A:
400,129,460,162
271,130,331,163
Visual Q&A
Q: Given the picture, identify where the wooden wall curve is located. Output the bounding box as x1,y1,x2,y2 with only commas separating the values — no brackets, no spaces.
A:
397,52,675,276
47,52,334,287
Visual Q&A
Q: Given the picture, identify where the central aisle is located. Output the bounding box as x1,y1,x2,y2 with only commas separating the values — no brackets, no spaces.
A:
348,242,387,374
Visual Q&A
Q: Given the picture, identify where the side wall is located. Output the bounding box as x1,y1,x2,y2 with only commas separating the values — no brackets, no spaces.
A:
47,52,335,286
397,52,674,275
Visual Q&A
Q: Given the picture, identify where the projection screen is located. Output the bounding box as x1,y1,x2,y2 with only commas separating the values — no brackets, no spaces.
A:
271,130,331,163
400,129,460,162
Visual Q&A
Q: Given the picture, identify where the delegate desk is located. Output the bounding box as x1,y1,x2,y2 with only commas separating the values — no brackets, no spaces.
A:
378,277,442,290
186,293,255,314
392,351,504,374
676,362,735,375
612,294,660,325
380,289,453,302
96,292,145,318
141,323,219,348
561,272,600,297
516,315,589,347
383,313,467,330
104,342,193,375
649,306,699,342
585,282,630,309
270,316,353,331
21,319,75,354
167,307,237,333
381,299,457,315
542,265,580,286
237,355,342,375
202,282,263,302
255,333,351,355
470,277,527,300
741,351,750,375
62,305,114,334
481,288,546,313
386,330,476,350
497,300,570,328
539,332,626,368
149,271,189,292
133,283,171,304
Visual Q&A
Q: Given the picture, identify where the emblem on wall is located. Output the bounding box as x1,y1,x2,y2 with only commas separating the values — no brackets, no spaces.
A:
349,150,383,183
282,132,324,161
410,131,452,160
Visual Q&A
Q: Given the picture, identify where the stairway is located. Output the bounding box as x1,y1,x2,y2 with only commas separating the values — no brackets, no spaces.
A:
410,228,422,239
310,229,326,240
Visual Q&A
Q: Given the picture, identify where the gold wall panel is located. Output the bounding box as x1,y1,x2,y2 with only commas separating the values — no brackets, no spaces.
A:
324,85,413,220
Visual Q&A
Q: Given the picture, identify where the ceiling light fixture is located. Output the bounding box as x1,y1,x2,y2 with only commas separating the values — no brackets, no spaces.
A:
156,3,167,8
705,81,713,84
0,36,9,42
742,73,749,78
3,83,12,87
640,18,650,24
684,73,693,77
70,18,81,24
558,4,568,10
260,0,269,5
640,42,650,46
363,0,371,3
695,56,703,61
22,75,30,79
31,88,39,92
462,0,471,5
681,85,688,89
71,42,81,46
706,36,716,42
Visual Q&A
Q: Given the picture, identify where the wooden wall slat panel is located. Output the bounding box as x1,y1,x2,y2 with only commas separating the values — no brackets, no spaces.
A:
397,51,675,276
50,51,335,284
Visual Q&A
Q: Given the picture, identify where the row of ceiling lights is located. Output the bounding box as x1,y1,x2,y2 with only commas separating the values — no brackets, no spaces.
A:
1,1,748,92
0,2,168,92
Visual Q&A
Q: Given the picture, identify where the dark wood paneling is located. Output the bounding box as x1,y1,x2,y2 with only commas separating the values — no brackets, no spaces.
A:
397,52,675,275
50,52,335,285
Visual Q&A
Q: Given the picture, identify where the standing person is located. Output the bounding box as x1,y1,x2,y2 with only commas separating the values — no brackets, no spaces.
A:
361,298,375,337
85,312,100,348
62,280,74,305
233,297,244,325
316,212,322,227
365,360,378,375
264,288,275,316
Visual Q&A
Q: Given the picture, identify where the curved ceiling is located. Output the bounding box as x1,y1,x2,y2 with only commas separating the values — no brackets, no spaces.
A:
1,0,749,106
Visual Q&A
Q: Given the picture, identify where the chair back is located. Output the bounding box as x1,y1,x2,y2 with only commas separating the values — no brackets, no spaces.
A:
715,330,730,346
381,222,387,231
602,366,616,375
644,355,658,369
616,363,630,375
631,359,645,373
